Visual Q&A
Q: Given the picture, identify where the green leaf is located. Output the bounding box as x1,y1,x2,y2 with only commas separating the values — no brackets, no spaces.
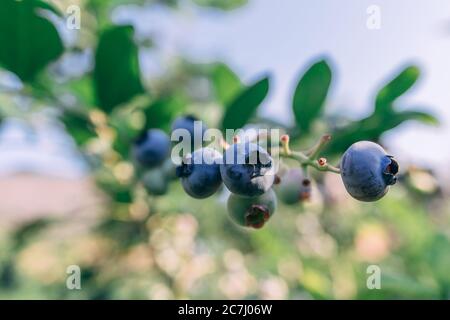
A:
93,25,145,113
326,109,438,156
375,66,420,113
143,93,187,131
211,63,242,106
0,0,64,82
67,76,97,108
292,59,332,133
390,110,439,126
61,110,96,146
221,76,270,131
34,0,63,16
193,0,247,10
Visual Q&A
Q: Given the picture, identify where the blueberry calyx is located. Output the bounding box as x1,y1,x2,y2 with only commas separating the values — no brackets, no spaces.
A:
302,178,311,187
249,166,264,178
184,114,198,121
176,163,193,178
245,204,270,229
383,156,399,186
274,175,281,185
299,178,312,200
134,130,148,145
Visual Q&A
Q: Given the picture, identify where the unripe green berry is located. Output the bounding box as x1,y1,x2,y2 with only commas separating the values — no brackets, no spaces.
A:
275,168,312,205
142,168,169,196
227,189,277,229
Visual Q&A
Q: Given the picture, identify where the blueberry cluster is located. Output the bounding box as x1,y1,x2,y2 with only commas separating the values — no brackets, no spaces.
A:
175,139,278,229
221,142,277,229
132,115,399,230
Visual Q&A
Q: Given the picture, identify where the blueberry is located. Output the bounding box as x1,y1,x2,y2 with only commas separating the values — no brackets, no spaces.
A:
171,115,207,153
220,143,275,197
340,141,399,202
275,168,312,205
176,147,223,199
132,129,170,169
142,168,169,196
227,189,277,229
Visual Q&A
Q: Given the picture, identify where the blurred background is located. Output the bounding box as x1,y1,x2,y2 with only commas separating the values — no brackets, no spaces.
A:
0,0,449,299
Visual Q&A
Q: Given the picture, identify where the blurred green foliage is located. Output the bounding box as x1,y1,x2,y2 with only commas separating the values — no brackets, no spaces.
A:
94,25,145,112
0,0,448,300
221,76,270,131
211,63,242,106
292,59,332,134
0,0,64,82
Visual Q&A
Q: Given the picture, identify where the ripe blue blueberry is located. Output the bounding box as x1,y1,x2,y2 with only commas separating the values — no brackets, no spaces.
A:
132,129,170,169
176,147,223,199
220,143,275,197
171,115,207,152
340,141,399,202
227,189,277,229
142,168,169,196
275,168,312,205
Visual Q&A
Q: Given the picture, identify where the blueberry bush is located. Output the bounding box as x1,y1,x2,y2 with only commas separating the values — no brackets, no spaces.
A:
0,0,448,299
